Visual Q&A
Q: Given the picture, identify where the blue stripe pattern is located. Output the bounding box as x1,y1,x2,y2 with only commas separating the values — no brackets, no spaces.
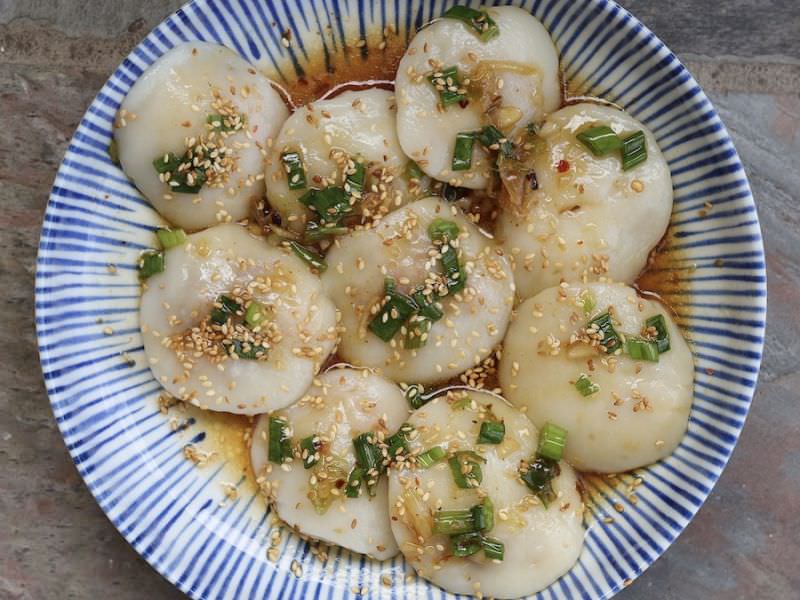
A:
35,1,766,599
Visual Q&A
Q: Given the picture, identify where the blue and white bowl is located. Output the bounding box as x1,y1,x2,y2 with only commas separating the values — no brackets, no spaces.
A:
36,0,767,598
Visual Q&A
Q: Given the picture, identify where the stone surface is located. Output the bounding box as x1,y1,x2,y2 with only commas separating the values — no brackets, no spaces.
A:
0,1,798,599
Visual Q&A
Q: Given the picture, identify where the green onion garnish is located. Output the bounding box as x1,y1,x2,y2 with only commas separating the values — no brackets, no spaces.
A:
386,423,414,461
288,241,327,272
621,131,647,171
452,132,476,171
442,6,499,42
441,183,469,202
153,152,206,194
156,228,187,249
581,291,597,315
209,295,241,325
481,536,505,560
477,421,505,445
344,159,366,200
428,218,461,242
574,373,600,397
138,251,165,280
299,435,321,469
433,507,475,535
303,221,349,243
244,300,268,328
520,456,558,506
281,151,307,190
352,433,383,496
223,339,269,360
450,531,483,557
537,422,567,461
298,187,352,225
404,289,444,349
406,161,426,180
471,497,494,531
588,311,623,354
404,383,434,410
576,125,623,156
268,417,292,463
368,278,418,342
108,138,119,164
448,450,485,489
345,466,364,498
416,446,446,468
475,125,514,158
625,336,660,362
428,218,466,294
645,314,671,353
428,66,467,108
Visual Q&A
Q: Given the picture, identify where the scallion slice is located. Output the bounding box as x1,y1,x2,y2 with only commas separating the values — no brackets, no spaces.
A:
477,421,505,444
471,497,494,531
645,314,671,353
281,151,307,190
244,300,268,328
588,311,623,354
576,125,623,156
581,291,597,315
450,531,483,557
386,423,414,461
298,186,352,225
288,241,327,272
404,383,434,410
537,422,567,461
433,508,475,535
481,536,505,560
156,228,187,249
299,435,321,469
428,218,466,294
223,339,269,360
625,336,660,362
153,152,206,193
416,446,446,468
344,159,366,199
210,295,241,325
138,251,165,280
303,221,349,243
621,131,647,171
442,6,499,42
475,125,514,158
345,466,364,498
404,289,444,349
452,132,475,171
353,432,383,496
368,279,418,342
428,66,466,108
448,451,485,489
268,417,292,463
574,373,600,397
520,456,558,505
406,161,426,180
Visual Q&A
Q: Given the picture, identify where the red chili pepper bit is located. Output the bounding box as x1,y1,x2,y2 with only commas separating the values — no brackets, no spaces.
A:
557,159,570,173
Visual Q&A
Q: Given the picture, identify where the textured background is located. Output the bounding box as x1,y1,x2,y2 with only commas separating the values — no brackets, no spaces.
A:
1,1,798,598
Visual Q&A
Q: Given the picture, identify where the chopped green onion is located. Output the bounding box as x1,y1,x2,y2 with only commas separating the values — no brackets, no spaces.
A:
442,6,499,42
406,161,426,180
156,228,187,249
206,112,242,133
537,422,568,461
428,218,461,243
428,66,466,108
645,314,671,353
450,393,473,410
152,152,206,193
223,339,269,360
299,435,321,469
281,151,307,190
412,289,444,321
244,300,268,328
303,221,349,243
288,241,327,272
433,508,475,535
428,219,466,294
368,279,418,342
108,138,119,164
386,423,414,461
471,497,494,531
477,421,505,445
588,311,623,354
344,159,366,199
575,373,600,397
353,433,383,496
520,456,558,505
581,291,597,315
450,531,483,557
452,132,476,171
298,187,351,225
210,295,241,325
268,417,292,463
625,336,660,362
416,446,446,468
481,536,505,560
576,125,623,156
475,125,514,158
404,289,444,349
138,251,165,280
441,183,469,202
345,466,364,498
621,131,647,171
404,383,434,410
448,451,485,488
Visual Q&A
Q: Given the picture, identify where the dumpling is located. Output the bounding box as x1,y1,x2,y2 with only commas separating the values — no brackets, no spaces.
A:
116,42,289,230
496,102,673,300
264,88,416,235
395,6,560,189
321,197,514,384
388,389,584,598
140,223,337,415
499,282,693,473
250,367,407,559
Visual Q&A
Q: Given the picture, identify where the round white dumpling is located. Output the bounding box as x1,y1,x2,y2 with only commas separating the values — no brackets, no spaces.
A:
395,6,560,189
116,41,289,230
499,282,693,473
321,197,514,384
250,367,407,559
388,389,584,598
265,88,416,234
496,102,673,300
140,223,337,415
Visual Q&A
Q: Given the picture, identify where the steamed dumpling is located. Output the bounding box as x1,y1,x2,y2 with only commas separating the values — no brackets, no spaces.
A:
321,197,514,384
140,223,337,414
250,367,407,559
388,389,584,598
264,88,416,234
395,6,560,189
496,102,673,300
499,282,693,473
116,42,289,230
